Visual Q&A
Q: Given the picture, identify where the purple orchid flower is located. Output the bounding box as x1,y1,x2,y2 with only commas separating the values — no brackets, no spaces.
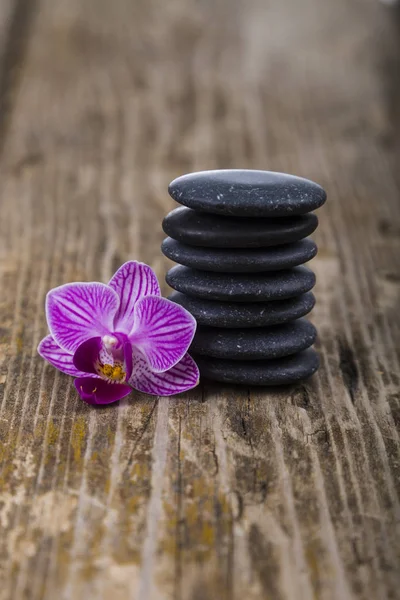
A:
37,261,199,405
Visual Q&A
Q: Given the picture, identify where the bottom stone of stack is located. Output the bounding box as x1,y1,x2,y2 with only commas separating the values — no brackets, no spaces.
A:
192,349,319,385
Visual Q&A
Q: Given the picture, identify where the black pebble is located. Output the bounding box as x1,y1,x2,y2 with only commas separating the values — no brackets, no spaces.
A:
162,237,317,272
169,170,326,217
191,319,317,360
166,265,316,302
163,207,318,248
193,348,320,385
169,291,315,328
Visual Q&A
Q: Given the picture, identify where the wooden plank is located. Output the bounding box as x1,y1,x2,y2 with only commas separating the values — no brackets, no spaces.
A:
0,0,14,50
0,0,399,598
0,0,17,151
0,0,37,156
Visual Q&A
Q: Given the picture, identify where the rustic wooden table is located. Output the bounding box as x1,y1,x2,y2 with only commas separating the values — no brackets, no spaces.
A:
0,0,400,599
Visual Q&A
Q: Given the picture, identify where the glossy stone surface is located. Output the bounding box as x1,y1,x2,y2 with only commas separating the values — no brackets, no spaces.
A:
191,319,316,360
162,237,317,272
166,265,316,302
162,207,318,248
193,348,320,385
168,170,327,217
169,291,315,328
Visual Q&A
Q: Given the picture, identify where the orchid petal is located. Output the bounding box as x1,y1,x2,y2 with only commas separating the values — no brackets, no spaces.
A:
73,337,102,374
46,282,119,353
109,261,161,333
124,341,133,380
129,351,199,396
37,335,87,377
75,377,131,405
130,295,196,373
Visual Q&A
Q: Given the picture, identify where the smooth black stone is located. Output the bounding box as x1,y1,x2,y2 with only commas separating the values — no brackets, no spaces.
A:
162,207,318,248
193,349,320,385
169,170,326,217
169,291,315,328
162,237,317,272
166,266,316,302
191,319,316,360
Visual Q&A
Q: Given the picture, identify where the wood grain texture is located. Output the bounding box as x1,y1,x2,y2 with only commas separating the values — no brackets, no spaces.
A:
0,0,399,598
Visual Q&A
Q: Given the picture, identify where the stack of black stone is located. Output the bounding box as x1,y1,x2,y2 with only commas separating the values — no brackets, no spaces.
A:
161,170,327,386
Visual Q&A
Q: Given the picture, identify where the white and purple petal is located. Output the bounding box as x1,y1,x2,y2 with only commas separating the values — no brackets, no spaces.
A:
46,282,119,353
129,351,199,396
37,335,87,377
75,377,132,405
109,261,161,334
130,295,196,373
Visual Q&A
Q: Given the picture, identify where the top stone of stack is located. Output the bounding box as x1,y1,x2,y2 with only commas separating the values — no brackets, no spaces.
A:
168,169,327,217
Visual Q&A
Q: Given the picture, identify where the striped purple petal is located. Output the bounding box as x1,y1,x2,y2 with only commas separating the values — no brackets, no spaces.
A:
75,377,132,405
130,295,196,373
109,261,161,333
46,282,119,353
37,335,87,377
73,337,102,374
129,351,199,396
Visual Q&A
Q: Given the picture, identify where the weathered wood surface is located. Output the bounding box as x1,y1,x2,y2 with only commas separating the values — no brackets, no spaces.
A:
0,0,399,598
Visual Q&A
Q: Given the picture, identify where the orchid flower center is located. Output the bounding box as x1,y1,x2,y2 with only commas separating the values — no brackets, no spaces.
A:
97,362,126,382
95,334,127,383
102,335,118,351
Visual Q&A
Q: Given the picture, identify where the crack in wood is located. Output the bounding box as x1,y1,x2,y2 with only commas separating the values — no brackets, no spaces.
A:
339,339,360,404
174,415,183,600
